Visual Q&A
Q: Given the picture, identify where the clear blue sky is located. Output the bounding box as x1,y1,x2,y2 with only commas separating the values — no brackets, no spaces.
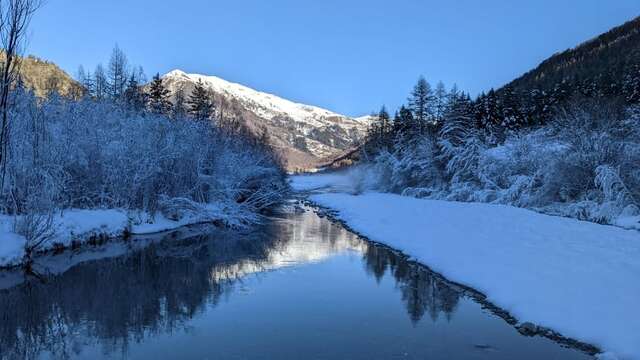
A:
29,0,640,116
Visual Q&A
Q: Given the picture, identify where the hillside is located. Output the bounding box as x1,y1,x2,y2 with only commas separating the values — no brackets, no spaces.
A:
504,16,640,98
161,70,372,170
6,54,81,97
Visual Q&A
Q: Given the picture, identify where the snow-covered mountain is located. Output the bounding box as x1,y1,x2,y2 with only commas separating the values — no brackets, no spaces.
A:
162,70,372,170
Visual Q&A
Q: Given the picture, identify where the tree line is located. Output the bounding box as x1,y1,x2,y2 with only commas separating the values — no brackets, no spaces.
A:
360,72,640,228
75,45,217,122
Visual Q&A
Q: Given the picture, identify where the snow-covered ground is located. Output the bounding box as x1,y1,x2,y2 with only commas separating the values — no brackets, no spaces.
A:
0,204,239,268
292,173,640,360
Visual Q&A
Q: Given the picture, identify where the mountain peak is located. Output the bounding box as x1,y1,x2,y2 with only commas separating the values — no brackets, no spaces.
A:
164,69,188,78
160,70,371,170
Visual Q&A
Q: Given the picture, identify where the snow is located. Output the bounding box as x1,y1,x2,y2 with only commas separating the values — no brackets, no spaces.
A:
55,209,129,240
290,171,361,192
297,174,640,359
164,70,366,130
0,219,26,266
0,205,238,268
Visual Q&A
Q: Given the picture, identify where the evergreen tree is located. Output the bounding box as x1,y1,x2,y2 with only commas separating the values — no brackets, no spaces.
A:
473,92,487,128
440,92,473,145
394,105,414,133
377,105,391,146
173,87,187,119
187,79,214,121
481,89,505,144
408,76,434,127
123,73,146,112
147,73,173,115
500,86,523,129
623,64,640,104
526,88,550,125
549,79,572,105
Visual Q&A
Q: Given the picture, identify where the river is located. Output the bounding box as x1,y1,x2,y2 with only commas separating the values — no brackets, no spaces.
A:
0,202,592,359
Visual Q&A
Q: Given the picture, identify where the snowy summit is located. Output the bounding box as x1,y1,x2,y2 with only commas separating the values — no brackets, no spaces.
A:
162,70,373,170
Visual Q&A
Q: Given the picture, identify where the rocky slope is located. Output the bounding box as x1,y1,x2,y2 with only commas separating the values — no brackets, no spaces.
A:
162,70,371,171
9,54,82,98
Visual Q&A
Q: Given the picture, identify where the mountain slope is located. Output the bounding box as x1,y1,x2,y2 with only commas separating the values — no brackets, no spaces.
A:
162,70,371,170
504,15,640,96
10,54,81,97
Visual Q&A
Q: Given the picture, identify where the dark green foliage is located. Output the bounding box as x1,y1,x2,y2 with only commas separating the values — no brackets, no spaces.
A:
500,16,640,111
123,74,146,112
147,73,172,115
187,79,215,121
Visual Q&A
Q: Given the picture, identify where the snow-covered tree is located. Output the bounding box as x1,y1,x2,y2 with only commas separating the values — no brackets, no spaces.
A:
107,45,130,99
433,81,447,124
408,76,434,127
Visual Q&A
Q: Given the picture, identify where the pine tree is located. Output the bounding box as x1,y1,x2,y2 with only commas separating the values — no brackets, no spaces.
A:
500,86,523,129
481,89,505,144
123,73,146,112
526,88,550,125
408,76,434,127
439,92,474,153
147,73,172,115
394,105,414,133
173,87,187,119
377,105,391,146
187,79,214,121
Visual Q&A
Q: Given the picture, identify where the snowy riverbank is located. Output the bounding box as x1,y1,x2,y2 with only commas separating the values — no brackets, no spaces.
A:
0,204,249,268
292,174,640,360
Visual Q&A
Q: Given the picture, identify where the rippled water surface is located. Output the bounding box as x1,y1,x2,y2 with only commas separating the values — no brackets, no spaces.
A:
0,205,592,359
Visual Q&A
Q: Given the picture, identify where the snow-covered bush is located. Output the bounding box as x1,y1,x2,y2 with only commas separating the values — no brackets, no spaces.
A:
1,88,288,237
361,99,640,228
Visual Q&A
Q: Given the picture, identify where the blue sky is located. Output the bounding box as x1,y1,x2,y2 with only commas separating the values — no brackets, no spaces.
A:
29,0,640,116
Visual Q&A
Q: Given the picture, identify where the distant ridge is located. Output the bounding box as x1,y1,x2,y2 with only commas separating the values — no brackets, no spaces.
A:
504,16,640,94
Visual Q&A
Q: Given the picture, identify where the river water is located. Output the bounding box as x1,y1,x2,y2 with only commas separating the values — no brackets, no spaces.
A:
0,203,591,359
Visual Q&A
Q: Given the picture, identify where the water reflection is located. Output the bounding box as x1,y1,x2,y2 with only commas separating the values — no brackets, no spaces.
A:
364,245,461,324
0,205,587,360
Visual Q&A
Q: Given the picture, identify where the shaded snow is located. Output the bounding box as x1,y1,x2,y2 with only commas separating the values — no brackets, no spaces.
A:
294,172,640,360
0,205,242,268
0,219,26,266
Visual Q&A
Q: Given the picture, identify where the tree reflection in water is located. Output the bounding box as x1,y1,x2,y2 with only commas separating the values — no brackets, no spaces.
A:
363,244,461,324
0,208,462,359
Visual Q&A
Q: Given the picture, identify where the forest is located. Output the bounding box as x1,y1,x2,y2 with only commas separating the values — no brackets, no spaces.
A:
360,71,640,228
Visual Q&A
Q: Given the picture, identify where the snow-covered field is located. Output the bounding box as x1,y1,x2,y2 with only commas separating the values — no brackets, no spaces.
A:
0,204,238,268
292,173,640,360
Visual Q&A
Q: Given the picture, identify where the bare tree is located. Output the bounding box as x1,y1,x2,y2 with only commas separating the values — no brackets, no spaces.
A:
107,44,129,99
0,0,42,187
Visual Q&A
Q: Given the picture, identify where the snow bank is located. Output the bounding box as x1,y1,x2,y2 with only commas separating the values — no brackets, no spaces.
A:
0,205,240,268
0,219,26,266
55,209,129,240
310,191,640,359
